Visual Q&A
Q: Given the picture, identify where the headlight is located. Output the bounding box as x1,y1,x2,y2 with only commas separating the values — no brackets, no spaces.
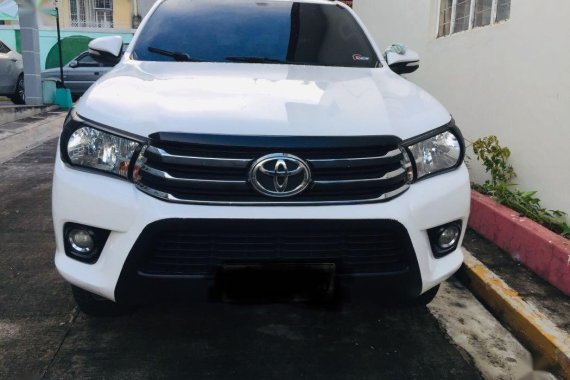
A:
61,112,143,179
403,124,464,181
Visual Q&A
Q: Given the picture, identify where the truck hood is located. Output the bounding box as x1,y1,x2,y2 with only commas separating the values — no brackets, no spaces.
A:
76,61,451,140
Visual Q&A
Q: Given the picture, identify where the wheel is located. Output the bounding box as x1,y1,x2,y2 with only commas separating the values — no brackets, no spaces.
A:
409,284,440,307
71,285,134,317
10,75,25,105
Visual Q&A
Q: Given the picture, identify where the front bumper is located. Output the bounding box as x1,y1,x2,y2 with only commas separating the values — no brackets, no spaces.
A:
53,147,471,302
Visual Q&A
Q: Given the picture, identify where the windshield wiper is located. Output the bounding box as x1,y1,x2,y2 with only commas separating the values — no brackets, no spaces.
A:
148,47,203,62
225,56,287,64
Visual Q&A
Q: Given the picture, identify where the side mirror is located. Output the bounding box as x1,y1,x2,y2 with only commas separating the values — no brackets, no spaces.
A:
385,44,420,75
69,60,78,68
89,36,123,65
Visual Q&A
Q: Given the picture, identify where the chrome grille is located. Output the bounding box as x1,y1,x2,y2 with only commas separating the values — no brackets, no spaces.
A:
135,134,410,205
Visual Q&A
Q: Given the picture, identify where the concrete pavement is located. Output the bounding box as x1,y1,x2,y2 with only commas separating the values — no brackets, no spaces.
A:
0,110,65,164
0,137,556,380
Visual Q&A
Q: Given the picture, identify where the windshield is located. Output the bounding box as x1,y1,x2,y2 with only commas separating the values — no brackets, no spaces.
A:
132,0,380,68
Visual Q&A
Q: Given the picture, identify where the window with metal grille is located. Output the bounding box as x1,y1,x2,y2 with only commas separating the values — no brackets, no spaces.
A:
94,0,112,9
69,0,113,28
437,0,510,37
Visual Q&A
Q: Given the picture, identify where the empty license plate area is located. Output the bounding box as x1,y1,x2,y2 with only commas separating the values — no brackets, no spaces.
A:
216,263,336,302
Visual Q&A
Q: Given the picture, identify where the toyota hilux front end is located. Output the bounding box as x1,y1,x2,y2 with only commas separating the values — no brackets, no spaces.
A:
52,0,470,316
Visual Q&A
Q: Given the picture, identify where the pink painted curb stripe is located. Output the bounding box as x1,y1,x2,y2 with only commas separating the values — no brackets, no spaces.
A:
468,191,570,296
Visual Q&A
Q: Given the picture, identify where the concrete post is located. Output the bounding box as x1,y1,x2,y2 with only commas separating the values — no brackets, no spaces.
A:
16,0,42,105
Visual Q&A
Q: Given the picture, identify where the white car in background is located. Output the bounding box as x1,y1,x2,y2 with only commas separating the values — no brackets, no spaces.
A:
0,39,24,104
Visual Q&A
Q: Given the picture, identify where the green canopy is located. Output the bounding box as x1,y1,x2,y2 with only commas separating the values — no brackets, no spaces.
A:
45,35,93,69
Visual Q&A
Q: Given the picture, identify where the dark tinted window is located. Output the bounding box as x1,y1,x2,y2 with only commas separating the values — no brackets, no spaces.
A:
76,53,100,67
0,41,11,54
132,0,379,68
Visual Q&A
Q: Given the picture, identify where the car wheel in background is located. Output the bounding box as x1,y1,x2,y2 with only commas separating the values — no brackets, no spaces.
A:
10,75,25,105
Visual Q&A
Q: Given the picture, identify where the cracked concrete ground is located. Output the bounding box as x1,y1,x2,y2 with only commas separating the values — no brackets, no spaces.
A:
0,138,551,379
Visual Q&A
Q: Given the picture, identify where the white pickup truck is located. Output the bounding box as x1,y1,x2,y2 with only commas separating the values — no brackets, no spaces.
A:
52,0,470,316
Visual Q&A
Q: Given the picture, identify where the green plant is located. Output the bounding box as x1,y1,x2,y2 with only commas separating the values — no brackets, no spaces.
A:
470,136,570,238
472,136,516,187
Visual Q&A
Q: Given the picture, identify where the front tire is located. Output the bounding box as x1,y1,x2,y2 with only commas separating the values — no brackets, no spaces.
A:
10,75,25,105
71,285,134,317
409,285,440,307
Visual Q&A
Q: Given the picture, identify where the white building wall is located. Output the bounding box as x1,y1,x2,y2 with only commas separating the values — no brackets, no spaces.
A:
353,0,570,215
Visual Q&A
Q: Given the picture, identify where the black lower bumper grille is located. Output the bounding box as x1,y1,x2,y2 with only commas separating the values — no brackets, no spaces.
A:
135,220,413,276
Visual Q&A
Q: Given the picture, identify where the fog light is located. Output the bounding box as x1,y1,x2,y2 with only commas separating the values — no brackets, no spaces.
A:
64,223,111,264
428,221,463,258
437,225,460,250
68,229,95,253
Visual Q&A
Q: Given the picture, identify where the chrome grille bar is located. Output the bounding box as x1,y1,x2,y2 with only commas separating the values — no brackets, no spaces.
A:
141,165,247,189
136,183,410,205
307,149,402,169
313,168,405,185
146,146,251,168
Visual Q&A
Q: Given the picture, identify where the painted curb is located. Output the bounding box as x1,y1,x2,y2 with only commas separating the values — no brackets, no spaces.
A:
461,250,570,378
468,191,570,296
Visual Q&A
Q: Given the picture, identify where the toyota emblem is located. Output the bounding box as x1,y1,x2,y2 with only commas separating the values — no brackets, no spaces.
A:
249,154,311,197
